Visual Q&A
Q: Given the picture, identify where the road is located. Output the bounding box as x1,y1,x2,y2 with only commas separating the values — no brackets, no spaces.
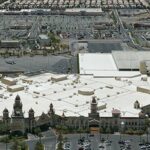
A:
0,55,78,74
113,9,133,43
113,8,149,51
26,136,56,150
0,129,57,150
26,129,57,150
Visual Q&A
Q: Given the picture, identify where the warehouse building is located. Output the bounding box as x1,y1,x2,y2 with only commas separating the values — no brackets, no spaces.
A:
0,40,20,48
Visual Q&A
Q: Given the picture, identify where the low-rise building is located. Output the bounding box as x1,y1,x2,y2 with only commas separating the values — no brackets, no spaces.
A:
7,85,24,92
0,40,20,48
38,34,50,47
1,95,147,135
0,72,150,135
1,77,16,86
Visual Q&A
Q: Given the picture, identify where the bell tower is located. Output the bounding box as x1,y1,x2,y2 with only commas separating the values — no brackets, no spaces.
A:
3,108,9,124
28,108,35,132
48,103,55,116
13,95,23,116
88,96,100,134
89,96,99,119
11,95,25,134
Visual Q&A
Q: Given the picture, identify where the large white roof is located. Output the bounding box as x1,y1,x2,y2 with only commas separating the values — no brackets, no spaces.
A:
112,51,150,70
92,71,140,78
65,8,102,13
79,53,118,74
0,72,150,118
79,52,150,74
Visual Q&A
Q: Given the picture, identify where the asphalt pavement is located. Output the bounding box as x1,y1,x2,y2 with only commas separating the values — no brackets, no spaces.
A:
0,55,78,74
26,129,57,150
0,132,149,150
64,133,149,150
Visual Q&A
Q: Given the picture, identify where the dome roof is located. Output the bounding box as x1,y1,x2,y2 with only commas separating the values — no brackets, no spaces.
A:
3,108,8,112
15,95,21,101
112,109,121,114
29,108,34,113
92,96,96,103
50,103,53,108
62,112,65,118
139,111,145,118
13,95,22,109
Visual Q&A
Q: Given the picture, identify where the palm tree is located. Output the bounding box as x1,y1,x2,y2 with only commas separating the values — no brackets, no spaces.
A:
57,132,64,150
34,127,42,143
34,141,44,150
11,140,29,150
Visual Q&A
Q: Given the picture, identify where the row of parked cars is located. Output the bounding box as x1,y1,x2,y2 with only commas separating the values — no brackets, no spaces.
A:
78,136,91,150
0,0,148,9
118,139,131,150
63,141,71,150
0,0,101,9
139,143,150,150
101,0,149,8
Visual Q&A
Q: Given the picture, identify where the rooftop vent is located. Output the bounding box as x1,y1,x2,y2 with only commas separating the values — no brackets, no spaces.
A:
134,100,140,109
116,92,120,95
106,85,113,89
33,91,40,94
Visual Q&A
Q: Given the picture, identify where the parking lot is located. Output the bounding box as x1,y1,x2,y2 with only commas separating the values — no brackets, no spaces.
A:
0,14,112,40
0,55,78,74
64,133,150,150
0,0,149,9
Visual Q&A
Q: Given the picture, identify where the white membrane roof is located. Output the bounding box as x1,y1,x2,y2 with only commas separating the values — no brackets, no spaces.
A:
79,53,118,74
0,72,150,118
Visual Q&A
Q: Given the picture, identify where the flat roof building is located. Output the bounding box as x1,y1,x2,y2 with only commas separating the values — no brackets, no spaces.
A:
38,34,50,47
79,53,117,75
7,85,24,92
64,8,103,15
0,40,20,48
79,51,150,76
1,77,17,86
0,72,149,118
112,51,150,71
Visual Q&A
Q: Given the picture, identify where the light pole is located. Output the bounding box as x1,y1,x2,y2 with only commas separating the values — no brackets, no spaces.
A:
120,121,125,141
99,120,101,141
99,129,101,141
145,114,149,144
5,137,7,150
139,117,142,143
146,124,150,144
5,120,8,150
